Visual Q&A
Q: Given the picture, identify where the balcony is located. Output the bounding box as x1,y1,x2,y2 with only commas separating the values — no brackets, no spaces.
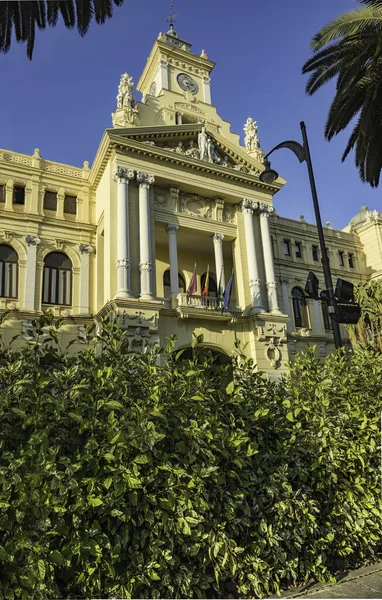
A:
175,293,240,321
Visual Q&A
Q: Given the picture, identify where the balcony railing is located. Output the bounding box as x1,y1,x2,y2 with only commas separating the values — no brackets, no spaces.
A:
177,293,239,312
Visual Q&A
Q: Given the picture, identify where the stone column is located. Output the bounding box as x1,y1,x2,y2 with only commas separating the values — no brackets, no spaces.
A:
137,172,155,300
242,199,263,312
78,244,93,314
280,277,292,332
313,299,324,335
258,203,281,314
24,235,41,311
113,166,135,299
213,233,225,294
166,224,179,307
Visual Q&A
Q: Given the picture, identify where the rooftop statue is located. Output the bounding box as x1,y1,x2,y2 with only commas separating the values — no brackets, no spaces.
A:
113,73,139,127
243,117,264,163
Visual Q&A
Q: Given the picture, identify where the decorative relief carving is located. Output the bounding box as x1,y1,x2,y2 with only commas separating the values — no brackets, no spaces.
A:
25,235,41,247
154,188,169,209
180,193,212,219
256,322,287,369
222,205,235,223
175,102,205,115
79,243,93,254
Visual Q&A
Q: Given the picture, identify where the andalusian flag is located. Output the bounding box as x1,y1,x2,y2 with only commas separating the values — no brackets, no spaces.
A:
187,263,197,295
202,265,210,297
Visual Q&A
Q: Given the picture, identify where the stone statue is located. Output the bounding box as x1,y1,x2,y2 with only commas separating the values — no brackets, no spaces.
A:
116,73,134,109
207,138,221,164
113,72,139,126
244,117,260,151
198,126,208,161
185,141,200,159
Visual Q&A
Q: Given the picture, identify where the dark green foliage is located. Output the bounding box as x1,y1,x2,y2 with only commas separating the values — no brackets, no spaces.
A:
0,316,380,598
347,279,382,350
0,0,124,60
302,1,382,186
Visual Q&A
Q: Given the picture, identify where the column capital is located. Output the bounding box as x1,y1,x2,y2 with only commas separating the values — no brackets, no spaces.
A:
79,243,93,254
258,202,275,216
25,235,41,246
113,166,135,182
116,258,130,268
213,232,224,243
166,223,179,234
139,261,153,272
280,276,289,285
137,172,155,187
242,198,255,214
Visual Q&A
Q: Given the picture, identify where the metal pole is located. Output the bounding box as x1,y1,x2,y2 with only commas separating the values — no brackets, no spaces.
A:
300,121,342,348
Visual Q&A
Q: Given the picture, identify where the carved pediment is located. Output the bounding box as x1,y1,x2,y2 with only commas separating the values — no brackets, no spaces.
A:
108,125,265,177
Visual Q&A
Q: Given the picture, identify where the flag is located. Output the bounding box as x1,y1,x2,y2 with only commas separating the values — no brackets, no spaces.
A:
222,271,233,312
217,266,224,303
202,264,210,297
187,263,197,295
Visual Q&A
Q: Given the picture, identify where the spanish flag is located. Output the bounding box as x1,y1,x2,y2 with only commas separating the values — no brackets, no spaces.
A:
202,264,210,297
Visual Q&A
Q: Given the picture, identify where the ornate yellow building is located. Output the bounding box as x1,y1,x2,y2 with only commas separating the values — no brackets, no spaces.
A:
0,26,380,377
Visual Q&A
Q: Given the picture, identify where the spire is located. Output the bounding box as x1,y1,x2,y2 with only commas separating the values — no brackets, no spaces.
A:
167,1,176,29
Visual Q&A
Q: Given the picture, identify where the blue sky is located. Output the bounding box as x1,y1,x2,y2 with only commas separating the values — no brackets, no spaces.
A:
0,0,380,229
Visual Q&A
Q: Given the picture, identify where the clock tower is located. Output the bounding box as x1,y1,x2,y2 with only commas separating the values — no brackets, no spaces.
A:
137,24,214,106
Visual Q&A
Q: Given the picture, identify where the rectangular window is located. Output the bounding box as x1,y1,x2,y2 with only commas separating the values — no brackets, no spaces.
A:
295,242,302,258
0,185,5,203
348,253,354,269
64,195,77,215
338,251,344,267
13,186,25,205
312,246,319,262
43,191,57,211
283,240,290,256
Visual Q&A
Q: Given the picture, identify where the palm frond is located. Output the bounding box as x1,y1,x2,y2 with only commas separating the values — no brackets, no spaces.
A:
0,0,125,58
311,7,382,51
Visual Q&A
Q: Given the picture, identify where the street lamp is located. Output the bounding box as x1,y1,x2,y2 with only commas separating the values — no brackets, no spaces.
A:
260,121,342,349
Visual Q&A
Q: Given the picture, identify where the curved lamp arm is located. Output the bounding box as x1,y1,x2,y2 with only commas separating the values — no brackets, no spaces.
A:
264,140,306,164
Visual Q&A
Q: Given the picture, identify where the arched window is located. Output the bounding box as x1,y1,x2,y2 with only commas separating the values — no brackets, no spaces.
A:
42,252,72,306
201,272,217,297
292,287,309,329
163,269,186,298
0,245,18,298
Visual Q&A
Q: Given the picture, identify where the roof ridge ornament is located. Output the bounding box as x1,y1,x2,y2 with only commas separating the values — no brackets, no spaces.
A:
167,1,177,29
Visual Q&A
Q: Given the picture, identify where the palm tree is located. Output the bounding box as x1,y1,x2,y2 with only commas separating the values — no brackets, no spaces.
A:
302,0,382,187
0,0,124,60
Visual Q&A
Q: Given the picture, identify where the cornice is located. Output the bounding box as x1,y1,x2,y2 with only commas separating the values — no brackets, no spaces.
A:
0,211,96,233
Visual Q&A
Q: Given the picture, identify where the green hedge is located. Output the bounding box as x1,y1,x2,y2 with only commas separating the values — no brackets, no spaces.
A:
0,315,381,598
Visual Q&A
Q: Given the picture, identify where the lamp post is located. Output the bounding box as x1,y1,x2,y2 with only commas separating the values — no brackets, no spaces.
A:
259,121,342,349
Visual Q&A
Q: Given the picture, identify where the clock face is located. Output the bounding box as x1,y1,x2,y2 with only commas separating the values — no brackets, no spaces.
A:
177,73,198,94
